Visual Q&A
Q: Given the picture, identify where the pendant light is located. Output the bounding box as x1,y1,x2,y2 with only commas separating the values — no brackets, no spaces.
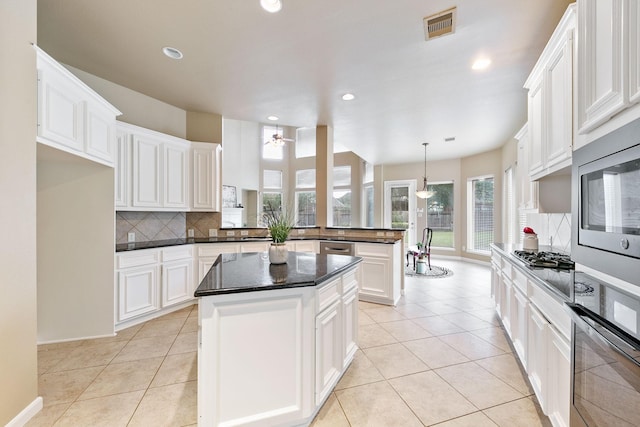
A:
416,142,435,199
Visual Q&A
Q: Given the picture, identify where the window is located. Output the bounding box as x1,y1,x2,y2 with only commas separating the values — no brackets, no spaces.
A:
333,166,351,227
362,162,374,227
426,182,454,248
504,167,515,244
262,170,283,218
296,192,316,226
262,125,284,160
295,127,316,158
467,176,494,254
295,169,316,226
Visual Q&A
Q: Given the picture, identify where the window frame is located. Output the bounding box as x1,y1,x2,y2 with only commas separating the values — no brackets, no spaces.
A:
466,175,495,255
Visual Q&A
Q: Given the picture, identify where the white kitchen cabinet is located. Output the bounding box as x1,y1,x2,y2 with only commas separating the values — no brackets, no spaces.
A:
115,130,130,208
527,77,545,177
196,243,240,282
197,265,359,426
117,265,160,322
524,4,575,180
132,133,163,208
528,304,549,412
36,47,121,167
116,246,196,329
117,123,219,212
510,286,529,368
547,326,571,427
341,275,359,368
191,142,221,211
355,241,401,306
514,124,539,213
163,143,189,208
315,299,342,405
491,246,571,427
239,241,270,253
630,0,640,105
161,246,194,307
285,240,319,253
577,0,626,134
121,122,191,211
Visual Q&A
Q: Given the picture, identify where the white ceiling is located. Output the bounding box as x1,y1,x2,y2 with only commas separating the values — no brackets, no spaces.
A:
37,0,572,164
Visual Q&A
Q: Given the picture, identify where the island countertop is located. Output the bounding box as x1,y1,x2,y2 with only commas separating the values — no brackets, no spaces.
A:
194,251,362,297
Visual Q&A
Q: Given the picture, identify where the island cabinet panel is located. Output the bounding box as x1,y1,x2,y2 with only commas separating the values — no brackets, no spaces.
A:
198,288,315,427
315,300,343,406
355,241,401,306
196,260,360,426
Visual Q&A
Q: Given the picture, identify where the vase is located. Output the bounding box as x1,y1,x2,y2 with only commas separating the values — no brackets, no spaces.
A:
269,243,288,264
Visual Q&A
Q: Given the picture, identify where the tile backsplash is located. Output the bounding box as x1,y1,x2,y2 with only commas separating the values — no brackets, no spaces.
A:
524,212,571,254
116,212,186,244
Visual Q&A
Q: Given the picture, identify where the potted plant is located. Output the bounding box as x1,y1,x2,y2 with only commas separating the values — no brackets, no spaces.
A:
262,205,295,264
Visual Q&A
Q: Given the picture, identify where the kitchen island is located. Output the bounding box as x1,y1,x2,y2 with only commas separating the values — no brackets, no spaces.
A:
194,251,362,427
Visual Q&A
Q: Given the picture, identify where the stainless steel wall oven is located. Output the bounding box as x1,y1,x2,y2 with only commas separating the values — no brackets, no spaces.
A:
572,118,640,287
567,273,640,427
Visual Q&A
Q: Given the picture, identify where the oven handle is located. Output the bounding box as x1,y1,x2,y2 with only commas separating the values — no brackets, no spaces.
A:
567,302,640,366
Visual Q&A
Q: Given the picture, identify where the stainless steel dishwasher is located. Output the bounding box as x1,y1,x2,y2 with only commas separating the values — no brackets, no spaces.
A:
319,241,355,256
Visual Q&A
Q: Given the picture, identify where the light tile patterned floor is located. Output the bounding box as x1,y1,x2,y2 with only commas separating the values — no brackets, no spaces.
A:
28,259,551,426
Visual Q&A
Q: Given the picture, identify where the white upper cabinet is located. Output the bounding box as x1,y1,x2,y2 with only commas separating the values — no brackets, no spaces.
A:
115,130,130,208
629,0,640,105
132,133,164,209
524,4,575,180
36,47,121,166
163,143,189,208
577,0,626,134
116,122,220,212
191,142,221,211
514,124,539,212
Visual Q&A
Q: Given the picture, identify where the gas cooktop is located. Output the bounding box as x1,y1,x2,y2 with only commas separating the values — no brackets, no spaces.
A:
513,250,575,270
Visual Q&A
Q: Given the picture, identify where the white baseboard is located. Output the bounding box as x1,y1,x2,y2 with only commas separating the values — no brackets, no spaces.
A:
115,300,197,332
6,396,43,427
37,332,116,346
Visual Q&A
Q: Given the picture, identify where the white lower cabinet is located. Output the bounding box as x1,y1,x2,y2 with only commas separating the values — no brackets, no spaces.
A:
355,241,401,305
116,246,195,328
342,279,359,368
315,299,342,405
491,247,570,427
117,265,160,322
197,266,360,426
196,243,240,282
527,304,549,412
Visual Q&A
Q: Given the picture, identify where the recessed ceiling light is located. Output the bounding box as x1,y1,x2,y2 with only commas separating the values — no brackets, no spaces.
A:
342,93,355,101
267,115,279,121
472,57,491,70
260,0,282,13
162,47,183,60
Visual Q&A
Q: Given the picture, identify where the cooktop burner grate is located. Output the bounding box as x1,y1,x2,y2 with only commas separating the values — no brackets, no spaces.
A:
513,250,575,270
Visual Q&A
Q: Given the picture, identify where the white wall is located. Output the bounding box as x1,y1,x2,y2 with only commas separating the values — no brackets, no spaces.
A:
222,118,261,202
0,0,39,423
37,146,115,342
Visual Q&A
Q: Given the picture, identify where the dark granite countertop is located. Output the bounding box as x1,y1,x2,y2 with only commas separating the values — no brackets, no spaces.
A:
491,243,574,302
116,235,399,252
194,252,362,297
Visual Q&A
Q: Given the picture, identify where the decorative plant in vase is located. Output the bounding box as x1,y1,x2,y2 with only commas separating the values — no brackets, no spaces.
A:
262,204,295,264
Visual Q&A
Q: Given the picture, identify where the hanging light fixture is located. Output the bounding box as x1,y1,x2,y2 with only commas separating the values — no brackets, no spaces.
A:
416,142,435,199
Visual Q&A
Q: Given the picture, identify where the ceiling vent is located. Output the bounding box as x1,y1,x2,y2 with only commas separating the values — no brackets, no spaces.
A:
424,7,456,41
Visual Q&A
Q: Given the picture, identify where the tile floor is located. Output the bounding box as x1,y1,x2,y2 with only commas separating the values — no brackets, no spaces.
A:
28,258,551,426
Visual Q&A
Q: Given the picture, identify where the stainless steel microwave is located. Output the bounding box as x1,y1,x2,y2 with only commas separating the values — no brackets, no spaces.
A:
572,118,640,287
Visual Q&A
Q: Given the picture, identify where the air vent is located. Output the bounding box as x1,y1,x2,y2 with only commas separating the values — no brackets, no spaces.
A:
444,136,456,142
424,7,456,41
